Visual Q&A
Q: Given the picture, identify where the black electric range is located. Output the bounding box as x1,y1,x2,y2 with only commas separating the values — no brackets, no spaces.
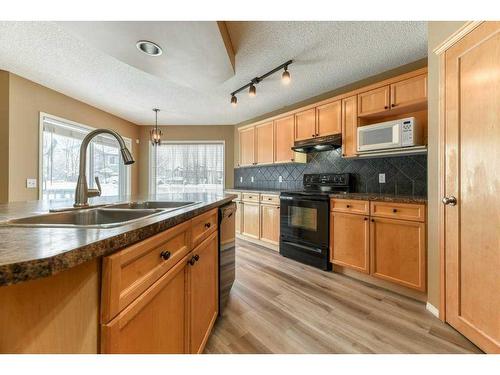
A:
279,173,351,270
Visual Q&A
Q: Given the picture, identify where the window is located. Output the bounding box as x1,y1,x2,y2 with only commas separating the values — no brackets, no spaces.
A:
40,114,131,200
150,142,224,195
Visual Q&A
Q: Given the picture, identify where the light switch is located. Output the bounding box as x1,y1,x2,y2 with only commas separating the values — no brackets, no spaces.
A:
251,176,254,183
240,177,243,183
379,173,386,184
279,176,283,183
26,178,37,188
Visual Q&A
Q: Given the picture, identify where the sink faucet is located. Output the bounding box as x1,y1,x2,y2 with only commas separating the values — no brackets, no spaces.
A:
74,129,135,207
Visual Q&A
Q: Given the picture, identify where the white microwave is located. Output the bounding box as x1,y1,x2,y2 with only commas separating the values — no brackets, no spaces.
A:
357,117,423,152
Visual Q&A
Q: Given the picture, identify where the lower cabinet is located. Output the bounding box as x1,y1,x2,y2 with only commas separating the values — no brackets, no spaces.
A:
260,203,280,246
235,201,243,234
101,210,219,354
242,202,260,239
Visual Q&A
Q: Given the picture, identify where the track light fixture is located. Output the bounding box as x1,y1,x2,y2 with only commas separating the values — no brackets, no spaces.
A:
229,60,293,106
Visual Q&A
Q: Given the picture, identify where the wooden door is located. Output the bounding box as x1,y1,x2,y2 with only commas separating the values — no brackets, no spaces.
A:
443,22,500,353
235,201,242,234
242,202,260,239
370,217,426,291
255,121,274,164
188,232,218,354
274,115,295,163
357,85,390,117
101,254,188,354
294,108,316,141
260,204,280,246
239,127,255,166
330,212,369,273
390,74,427,110
341,96,358,157
316,100,342,137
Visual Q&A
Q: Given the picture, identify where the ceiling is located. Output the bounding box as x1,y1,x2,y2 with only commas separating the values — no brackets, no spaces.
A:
0,21,427,125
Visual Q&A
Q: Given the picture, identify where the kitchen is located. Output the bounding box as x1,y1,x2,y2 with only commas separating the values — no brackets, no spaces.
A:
0,7,499,372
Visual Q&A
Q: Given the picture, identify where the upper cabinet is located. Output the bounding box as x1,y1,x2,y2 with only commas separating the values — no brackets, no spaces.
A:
294,108,316,141
341,96,358,158
357,86,391,117
316,100,342,137
274,115,295,163
255,121,274,164
238,127,255,167
390,74,427,109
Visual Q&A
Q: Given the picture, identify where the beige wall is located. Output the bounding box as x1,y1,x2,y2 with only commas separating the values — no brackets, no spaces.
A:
427,21,466,309
5,73,141,202
233,59,428,165
0,71,9,203
138,125,235,194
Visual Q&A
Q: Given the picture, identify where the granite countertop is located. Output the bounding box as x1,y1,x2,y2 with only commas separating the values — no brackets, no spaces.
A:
225,188,286,194
0,192,236,287
329,193,427,204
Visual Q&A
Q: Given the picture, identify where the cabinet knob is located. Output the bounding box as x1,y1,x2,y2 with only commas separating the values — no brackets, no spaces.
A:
442,196,457,206
188,257,196,266
346,204,350,208
391,104,396,108
364,217,368,221
194,254,200,262
291,158,294,162
204,222,211,229
160,250,171,260
384,106,388,109
392,208,398,213
311,134,315,138
371,219,375,222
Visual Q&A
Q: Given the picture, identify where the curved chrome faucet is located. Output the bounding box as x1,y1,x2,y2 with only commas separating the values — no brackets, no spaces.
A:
74,129,135,207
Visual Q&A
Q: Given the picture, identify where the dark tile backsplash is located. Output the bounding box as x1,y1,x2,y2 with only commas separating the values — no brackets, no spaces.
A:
234,148,427,196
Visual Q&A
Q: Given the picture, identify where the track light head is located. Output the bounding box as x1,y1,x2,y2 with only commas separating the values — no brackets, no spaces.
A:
282,67,291,85
231,95,237,106
249,84,256,97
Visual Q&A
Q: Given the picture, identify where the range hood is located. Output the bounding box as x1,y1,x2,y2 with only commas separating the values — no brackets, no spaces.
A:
291,134,342,153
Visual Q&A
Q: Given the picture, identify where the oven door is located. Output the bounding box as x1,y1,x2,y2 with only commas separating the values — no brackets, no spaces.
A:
279,195,329,248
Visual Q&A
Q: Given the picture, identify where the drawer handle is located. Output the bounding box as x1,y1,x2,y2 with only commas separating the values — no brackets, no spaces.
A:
346,204,351,208
364,217,368,221
204,222,211,229
160,250,171,260
392,208,398,213
268,198,272,200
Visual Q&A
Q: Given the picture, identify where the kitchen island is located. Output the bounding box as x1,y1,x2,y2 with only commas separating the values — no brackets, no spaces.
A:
0,192,236,353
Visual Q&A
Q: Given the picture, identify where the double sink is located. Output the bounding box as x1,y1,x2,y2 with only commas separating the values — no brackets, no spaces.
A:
2,201,201,229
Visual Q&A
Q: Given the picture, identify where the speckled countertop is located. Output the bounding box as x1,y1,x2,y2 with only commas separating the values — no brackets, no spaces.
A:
0,192,236,287
225,188,284,194
329,193,427,204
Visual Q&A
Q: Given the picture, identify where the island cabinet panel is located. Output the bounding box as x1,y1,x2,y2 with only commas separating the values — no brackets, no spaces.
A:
239,127,255,166
341,95,358,157
316,100,342,137
101,220,192,323
370,217,426,291
357,85,390,117
390,74,427,110
274,115,296,163
188,231,219,354
255,121,274,164
101,255,189,354
294,108,316,141
260,203,280,247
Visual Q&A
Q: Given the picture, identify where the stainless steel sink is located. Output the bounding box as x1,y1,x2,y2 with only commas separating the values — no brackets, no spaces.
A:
107,201,200,210
2,208,164,228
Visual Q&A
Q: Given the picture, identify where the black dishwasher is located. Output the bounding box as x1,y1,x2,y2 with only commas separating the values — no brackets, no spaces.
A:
218,202,236,314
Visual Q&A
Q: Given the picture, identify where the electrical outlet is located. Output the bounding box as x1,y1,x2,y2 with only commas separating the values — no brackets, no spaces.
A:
240,176,243,183
26,178,37,188
379,173,386,184
279,176,283,183
251,176,254,183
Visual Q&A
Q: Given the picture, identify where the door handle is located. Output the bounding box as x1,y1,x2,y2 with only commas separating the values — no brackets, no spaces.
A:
442,196,457,206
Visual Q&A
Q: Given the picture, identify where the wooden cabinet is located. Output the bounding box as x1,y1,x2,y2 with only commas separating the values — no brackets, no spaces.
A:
316,100,342,137
330,212,369,273
294,108,316,141
260,204,280,247
242,202,260,239
370,217,426,291
274,115,295,163
331,198,369,215
239,127,255,166
255,121,274,164
390,74,427,110
341,96,358,157
357,86,390,117
235,201,243,234
188,232,218,354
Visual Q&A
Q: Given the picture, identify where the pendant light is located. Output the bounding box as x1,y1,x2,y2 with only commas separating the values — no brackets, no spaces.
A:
150,108,162,146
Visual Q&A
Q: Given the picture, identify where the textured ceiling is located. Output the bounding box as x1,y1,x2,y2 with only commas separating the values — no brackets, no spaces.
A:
0,21,427,125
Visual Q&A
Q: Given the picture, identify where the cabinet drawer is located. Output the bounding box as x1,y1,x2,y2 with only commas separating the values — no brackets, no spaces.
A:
101,220,192,323
242,193,260,202
370,202,425,222
191,208,218,248
331,199,369,215
260,194,280,205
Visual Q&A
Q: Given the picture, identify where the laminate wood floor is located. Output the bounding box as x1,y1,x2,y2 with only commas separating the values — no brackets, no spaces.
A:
205,239,482,354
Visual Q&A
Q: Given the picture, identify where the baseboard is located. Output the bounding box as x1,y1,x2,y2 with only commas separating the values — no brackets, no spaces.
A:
426,302,440,318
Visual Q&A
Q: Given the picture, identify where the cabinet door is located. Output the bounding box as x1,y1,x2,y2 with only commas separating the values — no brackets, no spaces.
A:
294,108,316,141
390,74,427,109
242,202,260,239
235,201,242,234
316,100,342,137
274,115,295,163
188,232,218,354
357,86,390,117
239,127,255,166
260,204,280,246
101,255,188,354
370,217,426,291
255,121,274,164
330,212,369,273
341,96,358,157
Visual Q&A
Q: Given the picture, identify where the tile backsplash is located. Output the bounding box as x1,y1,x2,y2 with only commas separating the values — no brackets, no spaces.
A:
234,148,427,196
